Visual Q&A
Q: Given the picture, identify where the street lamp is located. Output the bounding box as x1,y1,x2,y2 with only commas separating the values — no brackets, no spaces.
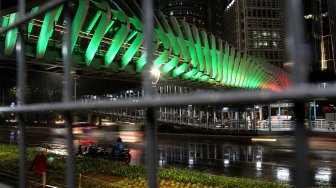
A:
150,68,161,85
71,71,79,102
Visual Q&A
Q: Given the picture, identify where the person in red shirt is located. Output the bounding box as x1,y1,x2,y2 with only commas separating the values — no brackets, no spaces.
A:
31,149,48,188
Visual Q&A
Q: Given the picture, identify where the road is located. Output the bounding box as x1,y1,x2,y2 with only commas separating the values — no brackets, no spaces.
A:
1,124,336,186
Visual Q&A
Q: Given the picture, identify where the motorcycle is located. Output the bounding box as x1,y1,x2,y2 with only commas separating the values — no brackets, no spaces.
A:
109,148,132,164
76,144,108,157
76,144,131,164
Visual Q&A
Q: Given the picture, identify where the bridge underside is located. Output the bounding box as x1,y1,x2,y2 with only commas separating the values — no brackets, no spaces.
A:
0,53,229,90
0,49,142,83
0,0,290,91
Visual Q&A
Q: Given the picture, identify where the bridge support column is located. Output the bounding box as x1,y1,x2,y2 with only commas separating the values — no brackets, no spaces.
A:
259,107,263,124
213,107,216,129
308,102,311,129
206,108,209,131
199,111,203,128
164,107,167,121
171,107,174,124
87,113,92,123
192,106,195,126
313,100,317,127
221,110,223,132
87,114,100,126
159,86,162,121
169,107,171,122
172,107,175,123
235,109,239,132
252,106,256,131
179,107,182,126
244,106,247,131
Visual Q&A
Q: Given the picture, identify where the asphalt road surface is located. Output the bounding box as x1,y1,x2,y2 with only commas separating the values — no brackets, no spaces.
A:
1,125,336,187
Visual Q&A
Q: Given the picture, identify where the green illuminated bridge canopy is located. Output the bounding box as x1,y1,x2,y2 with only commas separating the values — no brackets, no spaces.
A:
0,0,290,91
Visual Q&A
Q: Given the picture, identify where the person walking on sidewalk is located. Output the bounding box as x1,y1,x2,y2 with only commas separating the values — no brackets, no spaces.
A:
31,149,48,188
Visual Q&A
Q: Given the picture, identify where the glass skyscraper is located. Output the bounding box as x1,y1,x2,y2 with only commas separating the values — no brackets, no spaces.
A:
222,0,287,68
158,0,228,39
304,0,336,75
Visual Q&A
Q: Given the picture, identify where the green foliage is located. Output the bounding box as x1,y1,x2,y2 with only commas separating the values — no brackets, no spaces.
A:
76,157,146,178
158,168,288,188
0,144,290,188
0,144,67,186
81,179,111,188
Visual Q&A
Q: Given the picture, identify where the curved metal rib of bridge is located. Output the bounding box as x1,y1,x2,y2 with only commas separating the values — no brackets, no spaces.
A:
1,0,290,91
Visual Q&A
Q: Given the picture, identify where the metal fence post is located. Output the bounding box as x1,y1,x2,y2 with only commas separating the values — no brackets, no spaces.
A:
142,0,157,187
17,0,27,187
63,1,76,187
286,0,309,187
0,0,335,187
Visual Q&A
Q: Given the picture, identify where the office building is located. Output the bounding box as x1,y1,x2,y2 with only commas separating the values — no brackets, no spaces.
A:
304,0,335,74
329,0,336,72
158,0,228,39
158,0,205,29
222,0,287,68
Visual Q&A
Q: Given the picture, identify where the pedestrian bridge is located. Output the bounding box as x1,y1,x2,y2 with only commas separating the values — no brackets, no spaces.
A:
81,87,336,133
0,0,289,91
90,107,336,133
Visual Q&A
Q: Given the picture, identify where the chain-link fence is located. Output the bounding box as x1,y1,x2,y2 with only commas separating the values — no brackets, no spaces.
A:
0,0,335,188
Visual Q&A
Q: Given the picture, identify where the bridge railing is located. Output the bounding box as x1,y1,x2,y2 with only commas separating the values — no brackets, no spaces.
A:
88,103,336,132
88,102,336,133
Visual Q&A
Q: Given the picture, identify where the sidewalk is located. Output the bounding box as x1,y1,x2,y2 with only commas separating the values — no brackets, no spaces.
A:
0,171,58,188
0,182,14,188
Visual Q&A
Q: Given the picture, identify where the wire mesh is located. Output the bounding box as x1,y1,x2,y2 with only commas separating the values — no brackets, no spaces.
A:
0,0,335,188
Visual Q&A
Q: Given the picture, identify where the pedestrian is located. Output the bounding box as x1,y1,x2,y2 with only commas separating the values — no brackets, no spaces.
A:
31,149,48,188
9,129,16,145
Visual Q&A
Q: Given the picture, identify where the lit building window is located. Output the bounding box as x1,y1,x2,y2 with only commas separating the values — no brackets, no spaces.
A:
253,31,258,37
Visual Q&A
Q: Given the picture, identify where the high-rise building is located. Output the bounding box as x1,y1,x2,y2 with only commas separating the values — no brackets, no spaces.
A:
222,0,287,68
204,0,228,39
304,0,335,74
329,0,336,72
158,0,228,39
158,0,205,29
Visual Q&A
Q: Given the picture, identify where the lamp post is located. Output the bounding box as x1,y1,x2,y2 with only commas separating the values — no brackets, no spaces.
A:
74,76,79,102
71,71,79,103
